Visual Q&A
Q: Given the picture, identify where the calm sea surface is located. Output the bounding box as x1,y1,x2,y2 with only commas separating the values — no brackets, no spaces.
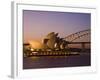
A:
23,53,90,69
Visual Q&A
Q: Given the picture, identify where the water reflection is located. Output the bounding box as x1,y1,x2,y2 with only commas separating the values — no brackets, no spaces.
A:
23,53,90,69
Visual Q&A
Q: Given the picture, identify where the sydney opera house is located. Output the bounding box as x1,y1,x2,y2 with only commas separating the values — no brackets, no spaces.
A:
23,32,69,56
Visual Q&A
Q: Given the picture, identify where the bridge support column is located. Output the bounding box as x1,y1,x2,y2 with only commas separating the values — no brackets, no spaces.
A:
81,43,85,51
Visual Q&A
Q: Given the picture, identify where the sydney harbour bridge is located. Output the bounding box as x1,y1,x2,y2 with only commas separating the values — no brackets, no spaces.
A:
23,29,90,57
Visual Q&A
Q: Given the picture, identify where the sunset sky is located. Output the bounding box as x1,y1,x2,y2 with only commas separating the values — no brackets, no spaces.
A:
23,10,91,43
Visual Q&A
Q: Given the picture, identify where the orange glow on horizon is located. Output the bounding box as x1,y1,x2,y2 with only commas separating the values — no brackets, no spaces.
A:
29,40,43,49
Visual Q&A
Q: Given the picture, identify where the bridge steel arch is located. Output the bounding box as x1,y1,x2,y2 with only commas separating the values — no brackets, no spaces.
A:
64,29,90,42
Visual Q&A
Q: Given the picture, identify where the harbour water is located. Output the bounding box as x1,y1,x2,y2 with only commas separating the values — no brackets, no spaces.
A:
23,52,90,69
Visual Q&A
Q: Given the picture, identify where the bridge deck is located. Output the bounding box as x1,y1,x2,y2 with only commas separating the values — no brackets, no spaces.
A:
68,42,90,44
